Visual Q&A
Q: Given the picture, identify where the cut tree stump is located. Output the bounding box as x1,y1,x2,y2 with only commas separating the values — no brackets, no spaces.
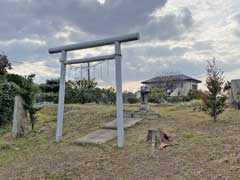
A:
145,128,170,149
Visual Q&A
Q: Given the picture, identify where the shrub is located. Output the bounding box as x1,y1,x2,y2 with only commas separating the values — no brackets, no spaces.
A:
39,78,59,93
149,88,167,103
187,89,200,100
127,97,139,104
0,80,17,126
65,80,115,104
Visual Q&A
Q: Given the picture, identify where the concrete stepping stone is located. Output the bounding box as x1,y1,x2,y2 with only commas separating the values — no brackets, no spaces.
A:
75,129,117,145
75,117,144,145
101,118,143,130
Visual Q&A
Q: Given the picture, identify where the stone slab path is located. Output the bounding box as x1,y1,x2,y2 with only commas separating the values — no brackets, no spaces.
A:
75,118,144,145
75,129,117,145
101,118,143,130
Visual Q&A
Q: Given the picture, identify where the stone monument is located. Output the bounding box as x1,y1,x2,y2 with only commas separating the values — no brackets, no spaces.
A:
12,95,28,138
231,79,240,109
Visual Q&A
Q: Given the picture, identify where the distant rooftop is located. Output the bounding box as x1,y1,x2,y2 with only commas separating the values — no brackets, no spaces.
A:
142,74,202,84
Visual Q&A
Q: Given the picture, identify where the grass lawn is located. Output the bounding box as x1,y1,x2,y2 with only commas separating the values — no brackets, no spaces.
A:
0,103,240,180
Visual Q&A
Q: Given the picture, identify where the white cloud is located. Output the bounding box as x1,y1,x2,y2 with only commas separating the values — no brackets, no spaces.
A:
97,0,105,5
224,68,240,81
2,0,240,92
10,61,58,83
149,0,240,67
0,38,46,46
99,80,141,92
122,80,141,92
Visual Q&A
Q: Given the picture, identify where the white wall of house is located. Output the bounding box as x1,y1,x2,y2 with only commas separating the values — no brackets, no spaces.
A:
170,81,198,96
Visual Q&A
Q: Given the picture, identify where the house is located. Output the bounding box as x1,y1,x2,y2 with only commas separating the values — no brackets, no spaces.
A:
141,74,201,96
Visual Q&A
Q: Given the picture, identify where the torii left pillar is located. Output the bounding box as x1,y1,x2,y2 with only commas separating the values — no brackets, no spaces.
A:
56,50,67,142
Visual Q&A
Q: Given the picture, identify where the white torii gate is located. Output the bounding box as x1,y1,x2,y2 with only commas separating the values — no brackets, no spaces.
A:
48,33,140,147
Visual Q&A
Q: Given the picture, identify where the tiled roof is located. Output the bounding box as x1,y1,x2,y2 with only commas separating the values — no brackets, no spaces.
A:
142,74,201,84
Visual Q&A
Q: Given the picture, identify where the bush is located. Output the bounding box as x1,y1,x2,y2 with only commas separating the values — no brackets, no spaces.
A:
149,88,167,103
187,89,200,100
0,80,17,126
127,97,139,104
65,80,116,104
123,91,138,104
39,78,59,93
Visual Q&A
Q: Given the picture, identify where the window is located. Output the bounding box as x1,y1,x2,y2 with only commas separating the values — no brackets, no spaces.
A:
192,84,197,90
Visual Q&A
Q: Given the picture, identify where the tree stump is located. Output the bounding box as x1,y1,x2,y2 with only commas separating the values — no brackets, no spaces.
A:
145,128,170,149
12,95,28,138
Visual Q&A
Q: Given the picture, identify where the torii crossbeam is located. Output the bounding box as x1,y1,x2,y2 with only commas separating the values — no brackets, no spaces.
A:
48,32,140,147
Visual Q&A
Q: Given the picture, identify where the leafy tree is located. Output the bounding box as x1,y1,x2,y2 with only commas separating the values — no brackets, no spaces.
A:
39,78,59,93
149,88,167,103
38,78,60,103
0,53,12,75
39,78,116,105
100,87,115,104
201,59,226,121
65,80,115,104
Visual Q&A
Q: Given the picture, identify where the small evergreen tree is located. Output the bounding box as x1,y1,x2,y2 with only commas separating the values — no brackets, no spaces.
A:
203,59,226,121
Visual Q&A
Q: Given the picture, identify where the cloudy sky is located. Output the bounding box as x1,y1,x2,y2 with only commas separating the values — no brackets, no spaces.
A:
1,0,240,91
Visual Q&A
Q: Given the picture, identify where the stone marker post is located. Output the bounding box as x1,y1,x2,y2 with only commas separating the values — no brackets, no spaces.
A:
231,79,240,109
12,95,28,138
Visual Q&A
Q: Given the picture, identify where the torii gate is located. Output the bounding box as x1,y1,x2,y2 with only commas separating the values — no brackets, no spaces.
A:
48,32,140,147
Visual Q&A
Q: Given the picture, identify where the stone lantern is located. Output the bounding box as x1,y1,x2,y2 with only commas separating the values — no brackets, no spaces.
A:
139,86,150,112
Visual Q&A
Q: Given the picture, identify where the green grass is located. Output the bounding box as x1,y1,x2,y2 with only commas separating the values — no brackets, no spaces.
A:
0,102,240,180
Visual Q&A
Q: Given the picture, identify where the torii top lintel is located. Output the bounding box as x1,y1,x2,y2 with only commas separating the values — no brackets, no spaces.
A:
48,32,140,54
